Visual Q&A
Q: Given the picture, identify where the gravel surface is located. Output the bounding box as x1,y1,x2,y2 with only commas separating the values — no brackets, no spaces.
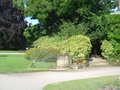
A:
0,67,120,90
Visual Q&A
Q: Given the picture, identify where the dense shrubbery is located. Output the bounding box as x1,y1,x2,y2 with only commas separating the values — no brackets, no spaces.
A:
101,40,120,65
101,15,120,65
33,36,61,49
25,47,60,62
25,35,91,63
25,36,63,62
68,35,91,63
101,40,113,60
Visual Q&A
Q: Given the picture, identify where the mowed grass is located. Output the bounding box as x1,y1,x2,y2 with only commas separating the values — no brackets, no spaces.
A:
44,76,120,90
0,50,24,53
0,54,55,73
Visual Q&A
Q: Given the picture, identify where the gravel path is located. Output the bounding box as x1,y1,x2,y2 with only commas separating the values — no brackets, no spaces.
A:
0,67,120,90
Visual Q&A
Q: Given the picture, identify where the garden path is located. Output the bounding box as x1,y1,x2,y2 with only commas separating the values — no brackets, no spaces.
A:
0,66,120,90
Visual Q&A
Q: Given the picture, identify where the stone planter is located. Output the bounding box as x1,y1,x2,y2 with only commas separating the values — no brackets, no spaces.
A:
71,63,82,69
57,55,71,69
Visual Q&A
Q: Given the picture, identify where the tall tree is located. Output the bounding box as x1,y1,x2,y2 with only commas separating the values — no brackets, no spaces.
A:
22,0,111,54
23,0,111,34
0,0,27,49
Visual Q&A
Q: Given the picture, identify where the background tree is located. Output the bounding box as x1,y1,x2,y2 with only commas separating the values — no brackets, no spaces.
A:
24,24,47,45
107,14,120,58
19,0,112,54
0,0,27,50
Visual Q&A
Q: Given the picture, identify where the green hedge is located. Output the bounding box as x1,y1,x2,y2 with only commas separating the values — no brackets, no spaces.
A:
25,35,91,63
101,40,114,60
25,47,60,62
101,40,120,65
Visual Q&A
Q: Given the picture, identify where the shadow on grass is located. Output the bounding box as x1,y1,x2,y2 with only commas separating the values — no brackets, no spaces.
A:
0,55,8,57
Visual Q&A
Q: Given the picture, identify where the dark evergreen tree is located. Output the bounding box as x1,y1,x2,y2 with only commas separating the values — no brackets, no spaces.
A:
0,0,27,50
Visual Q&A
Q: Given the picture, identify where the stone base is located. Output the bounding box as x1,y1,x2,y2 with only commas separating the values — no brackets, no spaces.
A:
49,66,70,71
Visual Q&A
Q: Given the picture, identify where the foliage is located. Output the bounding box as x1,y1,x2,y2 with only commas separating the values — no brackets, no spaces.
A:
0,0,27,50
27,36,64,62
31,35,91,63
58,21,87,38
25,47,60,62
23,24,47,45
17,0,111,37
33,36,61,49
13,0,25,10
14,0,112,54
86,15,110,42
24,0,111,21
101,40,114,59
104,15,120,65
68,35,91,62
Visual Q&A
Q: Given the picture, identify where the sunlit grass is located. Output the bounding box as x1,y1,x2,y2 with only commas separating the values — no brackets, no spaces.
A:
0,54,55,73
44,76,119,90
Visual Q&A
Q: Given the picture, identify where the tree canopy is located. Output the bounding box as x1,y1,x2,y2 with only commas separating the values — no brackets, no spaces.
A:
0,0,27,49
20,0,112,54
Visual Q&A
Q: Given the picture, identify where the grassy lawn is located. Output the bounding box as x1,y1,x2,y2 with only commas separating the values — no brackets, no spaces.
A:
44,76,120,90
0,50,24,53
0,54,55,73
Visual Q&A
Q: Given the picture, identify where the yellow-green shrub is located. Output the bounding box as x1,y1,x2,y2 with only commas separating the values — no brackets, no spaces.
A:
25,47,60,62
26,35,92,63
67,35,92,62
101,40,114,59
33,36,61,49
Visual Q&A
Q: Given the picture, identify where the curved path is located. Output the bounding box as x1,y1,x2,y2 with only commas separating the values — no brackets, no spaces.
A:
0,67,120,90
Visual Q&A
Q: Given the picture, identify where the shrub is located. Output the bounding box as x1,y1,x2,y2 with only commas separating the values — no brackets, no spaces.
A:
25,47,60,62
33,36,61,49
101,40,120,65
101,40,114,60
27,35,91,63
68,35,92,63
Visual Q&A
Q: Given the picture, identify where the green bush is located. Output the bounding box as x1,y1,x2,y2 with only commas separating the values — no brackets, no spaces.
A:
67,35,91,63
25,47,60,62
101,40,114,60
33,36,61,49
26,35,91,63
101,40,120,65
104,15,120,65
